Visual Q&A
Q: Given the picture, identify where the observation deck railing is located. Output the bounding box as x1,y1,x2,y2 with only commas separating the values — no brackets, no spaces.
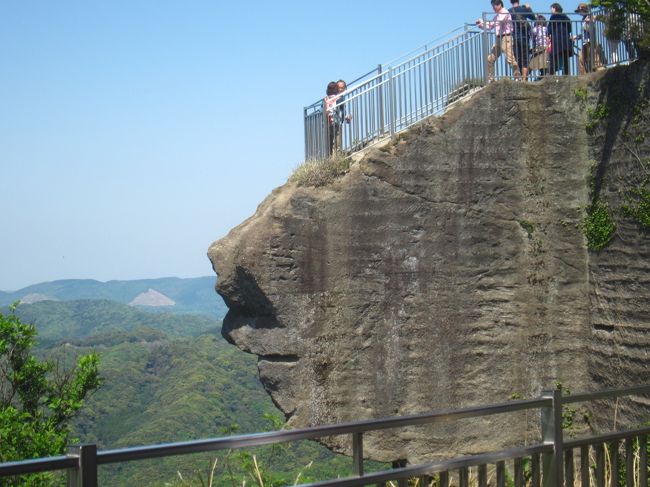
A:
1,384,649,486
304,8,644,161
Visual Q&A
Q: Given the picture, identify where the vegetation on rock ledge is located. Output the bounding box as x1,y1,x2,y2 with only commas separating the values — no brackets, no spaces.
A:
582,200,616,250
290,153,351,187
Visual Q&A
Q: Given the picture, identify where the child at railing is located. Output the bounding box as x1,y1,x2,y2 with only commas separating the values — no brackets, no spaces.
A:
529,15,550,79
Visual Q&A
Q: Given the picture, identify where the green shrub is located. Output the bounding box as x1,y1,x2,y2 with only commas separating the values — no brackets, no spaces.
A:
574,87,588,104
622,181,650,230
290,154,351,187
586,103,610,132
518,220,535,238
582,200,616,250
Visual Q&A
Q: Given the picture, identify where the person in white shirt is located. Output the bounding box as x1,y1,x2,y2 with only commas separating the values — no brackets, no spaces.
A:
476,0,522,81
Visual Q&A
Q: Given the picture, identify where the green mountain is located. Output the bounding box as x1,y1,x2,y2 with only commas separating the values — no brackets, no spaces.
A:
64,332,360,485
9,299,221,347
9,299,365,485
0,276,227,318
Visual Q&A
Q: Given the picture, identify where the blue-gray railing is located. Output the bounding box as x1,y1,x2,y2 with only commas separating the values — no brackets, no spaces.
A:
2,384,649,486
304,8,644,160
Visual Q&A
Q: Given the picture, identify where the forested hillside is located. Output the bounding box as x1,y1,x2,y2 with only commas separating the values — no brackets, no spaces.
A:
9,298,362,485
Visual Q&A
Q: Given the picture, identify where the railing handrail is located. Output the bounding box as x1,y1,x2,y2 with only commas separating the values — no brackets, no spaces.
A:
304,9,605,111
2,383,650,483
300,443,555,487
304,26,484,111
303,7,634,160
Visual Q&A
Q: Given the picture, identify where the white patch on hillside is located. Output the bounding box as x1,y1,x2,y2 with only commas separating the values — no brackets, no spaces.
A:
129,289,176,307
20,293,57,304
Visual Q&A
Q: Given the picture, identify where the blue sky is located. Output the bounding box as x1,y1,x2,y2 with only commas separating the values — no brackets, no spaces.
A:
0,1,586,290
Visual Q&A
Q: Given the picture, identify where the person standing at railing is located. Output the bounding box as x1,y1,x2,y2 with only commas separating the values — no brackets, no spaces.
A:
324,81,341,156
476,0,522,82
335,80,352,153
509,0,536,81
548,3,573,75
573,3,605,74
529,15,550,79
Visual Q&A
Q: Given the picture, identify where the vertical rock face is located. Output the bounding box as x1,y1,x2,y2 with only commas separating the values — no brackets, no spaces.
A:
208,60,650,462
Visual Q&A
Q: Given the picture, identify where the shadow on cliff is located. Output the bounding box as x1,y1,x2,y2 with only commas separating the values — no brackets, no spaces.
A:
591,55,649,204
217,266,282,346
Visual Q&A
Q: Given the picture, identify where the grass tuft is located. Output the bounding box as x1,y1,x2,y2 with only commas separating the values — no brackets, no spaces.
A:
290,153,352,187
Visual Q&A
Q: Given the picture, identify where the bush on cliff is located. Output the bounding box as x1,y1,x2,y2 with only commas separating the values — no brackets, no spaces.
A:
290,153,351,187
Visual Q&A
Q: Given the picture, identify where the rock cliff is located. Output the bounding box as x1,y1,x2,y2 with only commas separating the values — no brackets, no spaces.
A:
208,59,650,463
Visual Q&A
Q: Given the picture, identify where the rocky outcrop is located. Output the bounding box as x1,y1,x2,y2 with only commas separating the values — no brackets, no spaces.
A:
208,60,650,462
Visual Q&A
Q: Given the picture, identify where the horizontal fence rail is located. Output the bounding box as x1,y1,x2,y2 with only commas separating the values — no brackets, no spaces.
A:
304,7,645,160
2,384,650,486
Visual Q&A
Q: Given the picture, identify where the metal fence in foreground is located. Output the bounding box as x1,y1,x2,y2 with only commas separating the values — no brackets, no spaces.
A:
304,9,645,161
1,384,649,487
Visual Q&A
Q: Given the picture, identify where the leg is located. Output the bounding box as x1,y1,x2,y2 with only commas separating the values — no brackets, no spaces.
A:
503,36,522,78
549,49,559,75
562,51,570,75
335,123,342,152
579,44,588,74
487,43,500,81
327,123,335,156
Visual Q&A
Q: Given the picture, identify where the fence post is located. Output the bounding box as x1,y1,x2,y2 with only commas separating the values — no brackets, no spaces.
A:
541,389,564,487
377,64,385,136
481,12,490,84
352,432,364,476
304,107,309,161
67,444,98,487
388,66,396,137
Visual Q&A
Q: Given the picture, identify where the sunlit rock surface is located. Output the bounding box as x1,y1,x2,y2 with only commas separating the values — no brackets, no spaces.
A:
208,59,650,463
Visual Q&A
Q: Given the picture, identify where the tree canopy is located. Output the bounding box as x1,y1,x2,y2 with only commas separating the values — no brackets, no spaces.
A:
0,304,101,485
591,0,650,50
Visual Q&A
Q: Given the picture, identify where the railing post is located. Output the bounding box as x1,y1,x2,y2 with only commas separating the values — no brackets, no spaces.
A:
352,432,364,476
482,12,489,84
388,67,396,137
377,64,385,136
541,389,564,487
67,444,98,487
304,107,309,161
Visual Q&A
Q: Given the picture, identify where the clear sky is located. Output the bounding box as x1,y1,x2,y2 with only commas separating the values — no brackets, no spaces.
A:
0,0,586,291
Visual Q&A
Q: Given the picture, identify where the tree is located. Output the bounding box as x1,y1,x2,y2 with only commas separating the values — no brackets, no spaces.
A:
0,304,101,485
590,0,650,51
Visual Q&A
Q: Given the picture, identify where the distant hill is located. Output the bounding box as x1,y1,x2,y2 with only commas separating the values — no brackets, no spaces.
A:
0,276,227,318
8,299,221,347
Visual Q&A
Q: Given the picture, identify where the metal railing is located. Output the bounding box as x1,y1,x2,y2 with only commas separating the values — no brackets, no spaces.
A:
304,8,645,161
2,384,649,486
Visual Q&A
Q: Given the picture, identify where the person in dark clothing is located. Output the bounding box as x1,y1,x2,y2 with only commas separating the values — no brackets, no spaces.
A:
548,3,573,75
509,0,535,81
